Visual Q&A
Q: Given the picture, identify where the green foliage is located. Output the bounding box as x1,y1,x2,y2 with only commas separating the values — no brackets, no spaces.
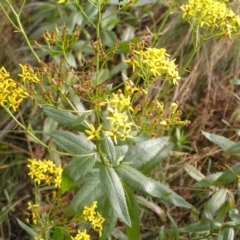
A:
1,0,240,239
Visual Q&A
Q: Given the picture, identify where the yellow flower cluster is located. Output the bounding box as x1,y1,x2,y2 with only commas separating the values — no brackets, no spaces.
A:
0,67,28,111
71,230,90,240
18,64,40,84
82,201,105,237
105,89,135,143
180,0,240,39
27,159,63,188
124,48,180,85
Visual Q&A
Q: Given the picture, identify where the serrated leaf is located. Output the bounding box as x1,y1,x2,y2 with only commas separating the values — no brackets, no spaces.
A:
125,185,140,240
99,200,118,240
116,165,192,209
123,137,169,169
142,142,173,175
44,107,88,131
99,165,131,226
205,189,228,215
50,130,95,155
213,163,240,186
185,164,205,181
202,131,235,151
61,154,98,193
101,131,116,164
66,173,104,215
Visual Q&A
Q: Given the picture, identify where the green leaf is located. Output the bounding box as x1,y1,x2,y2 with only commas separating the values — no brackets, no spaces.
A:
230,79,240,85
167,212,179,240
44,107,88,131
185,164,205,181
93,68,110,86
100,30,117,47
17,218,37,237
125,185,140,240
215,203,229,223
66,173,104,216
205,189,228,216
226,141,240,156
136,196,166,224
218,228,234,240
123,137,169,169
213,163,240,186
181,220,221,233
101,131,116,164
202,131,235,151
229,209,240,224
111,229,128,240
99,199,118,240
142,142,173,175
193,172,223,188
116,165,192,208
61,154,98,193
52,227,65,240
50,130,95,155
99,164,131,226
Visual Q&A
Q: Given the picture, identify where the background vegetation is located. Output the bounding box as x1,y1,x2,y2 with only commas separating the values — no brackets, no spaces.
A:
1,0,240,239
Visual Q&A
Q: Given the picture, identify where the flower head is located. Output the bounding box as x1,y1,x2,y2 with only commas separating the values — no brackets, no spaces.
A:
71,230,90,240
85,124,102,140
83,201,105,237
180,0,240,38
27,159,62,188
0,67,28,111
18,64,40,84
124,48,180,84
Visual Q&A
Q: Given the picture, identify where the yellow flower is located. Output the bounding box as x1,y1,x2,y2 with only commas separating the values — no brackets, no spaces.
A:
85,124,102,140
18,64,40,84
71,230,90,240
27,159,62,188
82,202,105,237
124,48,180,84
0,66,28,111
180,0,240,39
57,0,70,3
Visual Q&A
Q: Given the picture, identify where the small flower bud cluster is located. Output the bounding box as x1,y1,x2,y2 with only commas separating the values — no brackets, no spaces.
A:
0,67,28,111
180,0,240,39
38,23,81,50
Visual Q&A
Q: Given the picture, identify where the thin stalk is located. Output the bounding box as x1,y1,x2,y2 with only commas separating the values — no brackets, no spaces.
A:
180,38,204,75
7,3,40,61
